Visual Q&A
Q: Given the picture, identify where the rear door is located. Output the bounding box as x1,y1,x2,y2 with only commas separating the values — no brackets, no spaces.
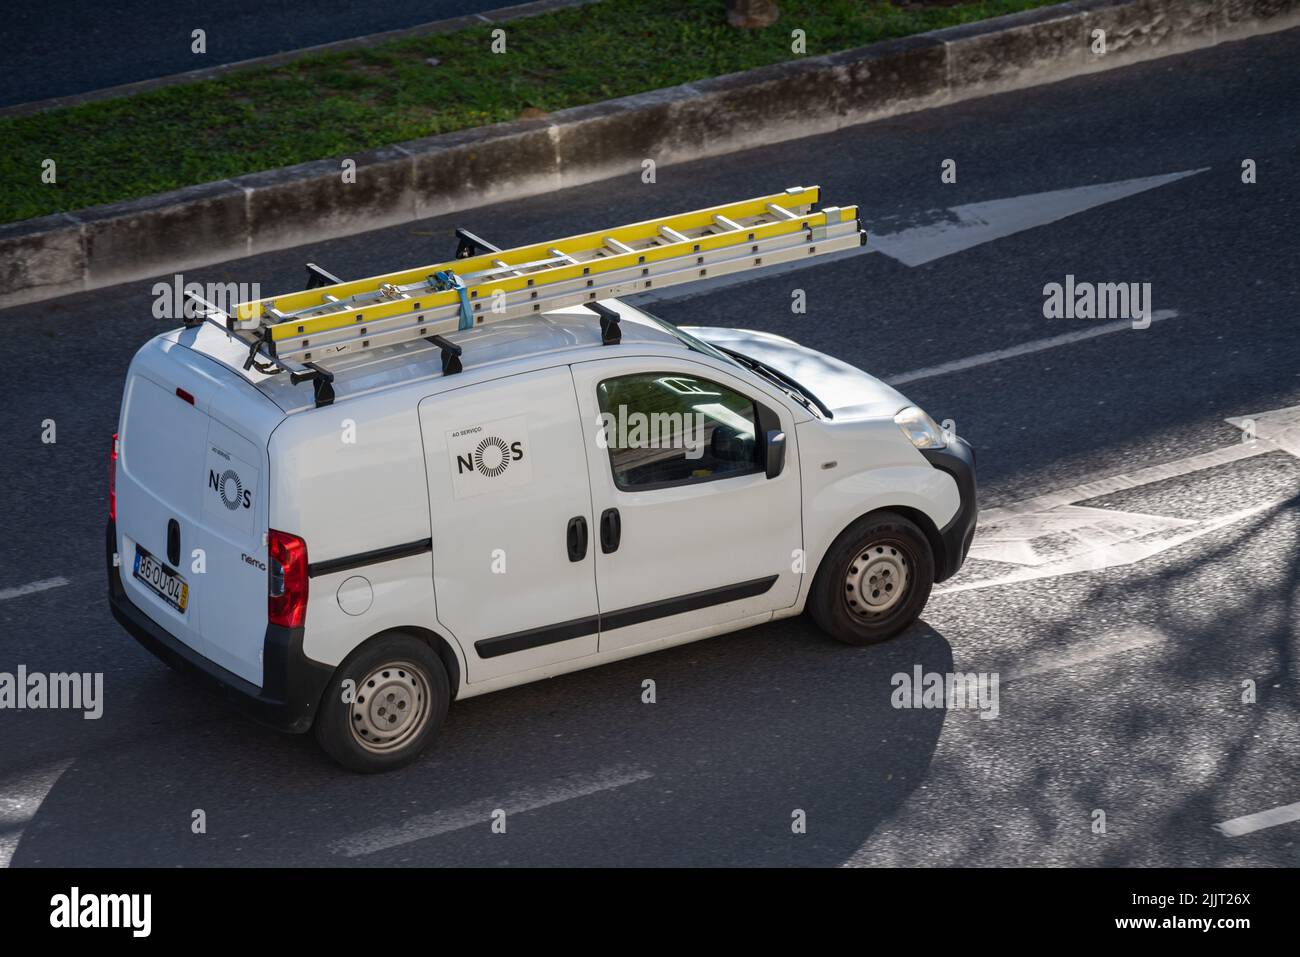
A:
418,367,599,683
115,338,281,686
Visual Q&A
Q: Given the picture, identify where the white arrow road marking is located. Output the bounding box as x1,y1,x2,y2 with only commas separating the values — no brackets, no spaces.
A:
968,505,1198,568
628,170,1207,304
887,310,1178,387
870,169,1209,266
1226,407,1300,458
0,760,72,867
0,577,69,602
1214,801,1300,837
935,405,1300,596
939,505,1275,596
331,765,653,857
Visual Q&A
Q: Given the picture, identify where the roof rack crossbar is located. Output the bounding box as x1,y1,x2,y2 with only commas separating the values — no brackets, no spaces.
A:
426,334,463,376
182,290,233,331
455,227,501,259
585,302,621,345
305,262,343,289
289,363,335,407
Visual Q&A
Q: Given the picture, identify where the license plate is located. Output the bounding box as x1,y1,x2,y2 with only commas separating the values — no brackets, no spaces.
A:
133,546,189,613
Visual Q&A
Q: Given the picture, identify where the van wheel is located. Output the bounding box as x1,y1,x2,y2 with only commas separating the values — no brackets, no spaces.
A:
314,633,449,773
809,511,935,646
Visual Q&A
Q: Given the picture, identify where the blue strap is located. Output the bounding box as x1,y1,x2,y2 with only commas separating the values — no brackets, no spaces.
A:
433,270,474,331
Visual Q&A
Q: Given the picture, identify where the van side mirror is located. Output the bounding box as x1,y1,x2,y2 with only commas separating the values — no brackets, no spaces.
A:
765,430,786,479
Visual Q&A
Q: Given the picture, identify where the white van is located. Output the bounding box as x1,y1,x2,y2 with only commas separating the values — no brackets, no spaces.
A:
109,252,975,774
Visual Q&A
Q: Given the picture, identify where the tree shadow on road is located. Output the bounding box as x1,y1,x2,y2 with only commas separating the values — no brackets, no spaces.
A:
852,496,1300,867
14,612,954,866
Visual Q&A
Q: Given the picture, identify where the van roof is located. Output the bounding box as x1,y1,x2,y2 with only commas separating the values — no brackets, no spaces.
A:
167,298,689,414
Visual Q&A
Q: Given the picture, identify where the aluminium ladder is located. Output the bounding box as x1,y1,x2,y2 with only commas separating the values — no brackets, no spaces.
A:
184,186,864,406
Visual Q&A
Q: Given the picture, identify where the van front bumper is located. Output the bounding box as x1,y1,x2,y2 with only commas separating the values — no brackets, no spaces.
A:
106,521,333,733
921,437,978,583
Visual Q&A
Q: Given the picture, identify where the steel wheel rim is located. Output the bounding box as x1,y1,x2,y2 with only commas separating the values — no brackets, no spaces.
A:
844,539,911,619
349,660,431,754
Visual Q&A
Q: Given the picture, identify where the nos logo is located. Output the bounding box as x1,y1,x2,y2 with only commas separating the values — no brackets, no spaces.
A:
209,468,253,510
457,436,524,478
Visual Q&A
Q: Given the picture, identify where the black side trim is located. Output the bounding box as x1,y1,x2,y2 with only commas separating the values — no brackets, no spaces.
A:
475,615,600,659
600,575,778,632
472,574,780,659
308,538,432,578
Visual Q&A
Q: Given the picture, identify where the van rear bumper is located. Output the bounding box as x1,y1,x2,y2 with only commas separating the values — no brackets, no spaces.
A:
107,521,333,733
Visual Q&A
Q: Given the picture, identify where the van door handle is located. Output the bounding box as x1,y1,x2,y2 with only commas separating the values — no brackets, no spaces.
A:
600,508,621,554
566,516,588,562
167,518,181,567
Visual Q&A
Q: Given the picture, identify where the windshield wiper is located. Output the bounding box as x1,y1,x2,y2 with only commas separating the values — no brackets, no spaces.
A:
717,348,833,419
631,310,831,417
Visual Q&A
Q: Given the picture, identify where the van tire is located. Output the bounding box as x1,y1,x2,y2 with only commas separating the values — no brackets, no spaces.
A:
809,511,934,646
314,632,450,773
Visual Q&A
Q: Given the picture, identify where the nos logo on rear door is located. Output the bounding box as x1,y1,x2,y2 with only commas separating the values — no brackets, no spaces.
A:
447,415,533,499
203,442,259,535
209,467,252,510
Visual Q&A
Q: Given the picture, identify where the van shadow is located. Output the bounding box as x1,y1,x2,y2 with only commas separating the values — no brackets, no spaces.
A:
15,616,953,867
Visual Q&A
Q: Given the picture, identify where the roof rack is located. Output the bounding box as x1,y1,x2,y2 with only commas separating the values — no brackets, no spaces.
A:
188,186,863,407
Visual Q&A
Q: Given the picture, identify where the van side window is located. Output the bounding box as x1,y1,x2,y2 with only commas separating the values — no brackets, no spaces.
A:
596,373,760,491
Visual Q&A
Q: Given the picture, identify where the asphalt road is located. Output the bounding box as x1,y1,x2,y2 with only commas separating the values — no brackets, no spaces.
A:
2,0,510,107
1,27,1298,867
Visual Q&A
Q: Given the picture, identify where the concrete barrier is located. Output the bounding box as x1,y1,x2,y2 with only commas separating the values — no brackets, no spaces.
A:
2,0,1296,309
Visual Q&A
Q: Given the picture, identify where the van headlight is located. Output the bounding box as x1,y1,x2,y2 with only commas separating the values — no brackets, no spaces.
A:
894,406,947,449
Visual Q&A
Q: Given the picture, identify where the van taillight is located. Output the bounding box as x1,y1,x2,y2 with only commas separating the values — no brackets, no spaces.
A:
268,529,309,628
109,433,119,520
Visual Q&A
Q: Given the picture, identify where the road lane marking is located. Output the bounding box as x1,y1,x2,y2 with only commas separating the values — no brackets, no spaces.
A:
331,765,653,857
887,311,1178,386
935,405,1300,595
0,759,72,867
1006,627,1166,682
629,170,1207,304
0,577,69,602
967,505,1196,567
1227,407,1300,458
938,504,1274,596
1214,801,1300,837
990,440,1274,518
870,169,1209,266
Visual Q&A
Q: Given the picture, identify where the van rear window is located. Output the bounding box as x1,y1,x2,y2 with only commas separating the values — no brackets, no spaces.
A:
122,375,209,516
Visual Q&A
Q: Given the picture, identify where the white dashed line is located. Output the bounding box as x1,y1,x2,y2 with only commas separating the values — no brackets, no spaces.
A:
1214,801,1300,837
331,765,653,857
0,760,73,867
0,577,70,602
1006,627,1166,682
887,311,1178,386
